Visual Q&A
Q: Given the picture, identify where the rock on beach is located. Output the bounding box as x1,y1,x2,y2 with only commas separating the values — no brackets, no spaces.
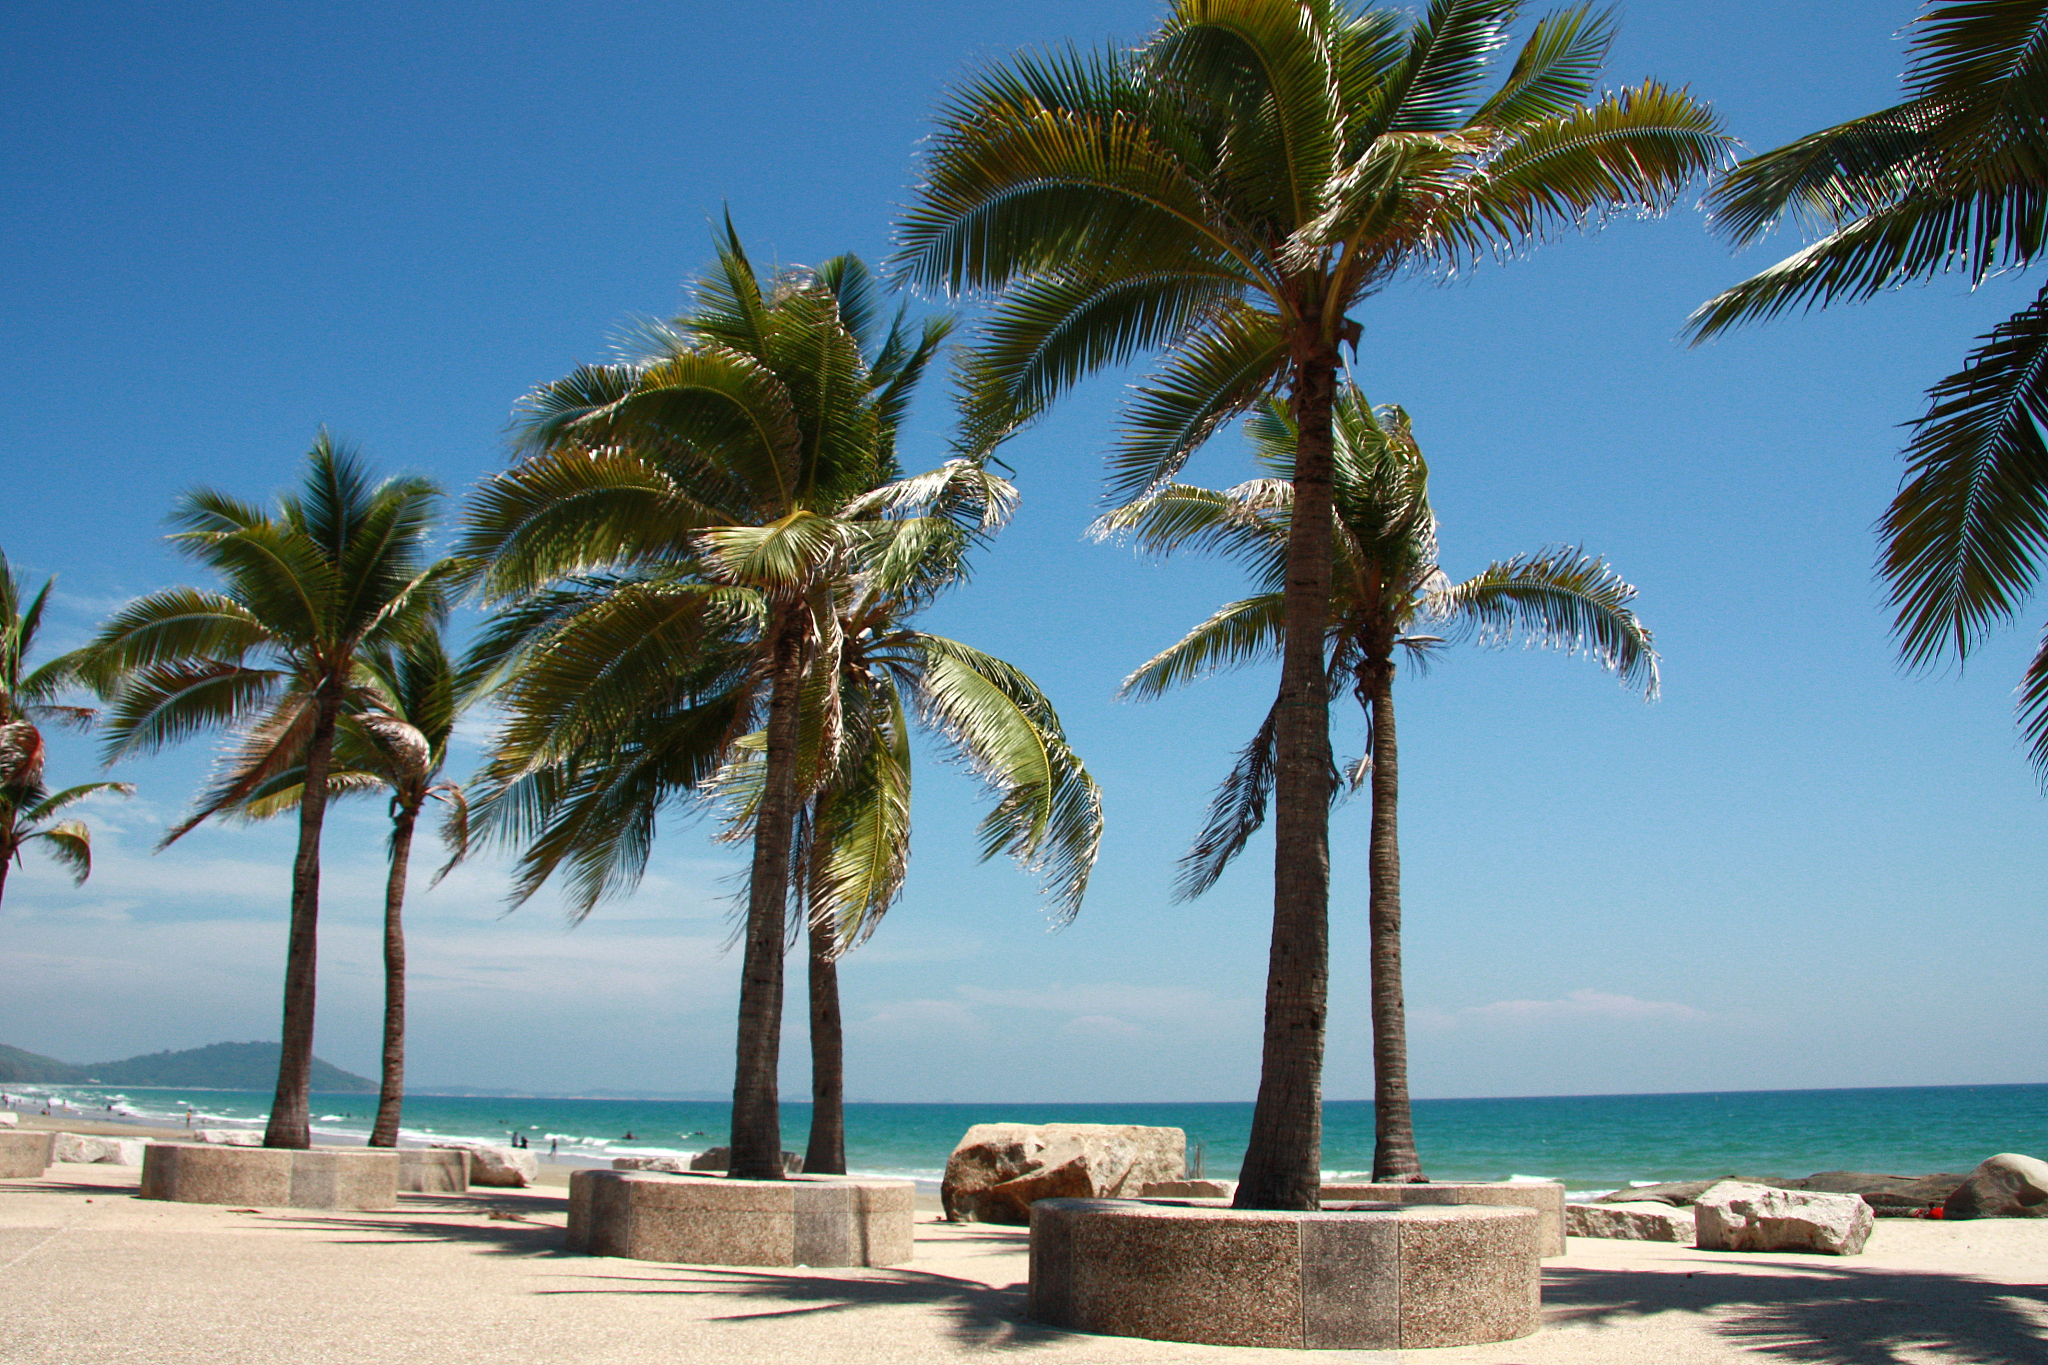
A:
50,1132,147,1166
1943,1153,2048,1219
1694,1180,1874,1255
1567,1200,1695,1242
941,1122,1184,1223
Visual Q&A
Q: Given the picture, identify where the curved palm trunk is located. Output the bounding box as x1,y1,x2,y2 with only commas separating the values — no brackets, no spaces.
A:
265,681,341,1150
730,607,806,1180
1236,335,1339,1212
368,801,418,1148
804,915,847,1175
1365,662,1424,1182
0,853,11,912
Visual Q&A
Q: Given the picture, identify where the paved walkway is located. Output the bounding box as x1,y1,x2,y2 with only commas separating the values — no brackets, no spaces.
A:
2,1163,2043,1364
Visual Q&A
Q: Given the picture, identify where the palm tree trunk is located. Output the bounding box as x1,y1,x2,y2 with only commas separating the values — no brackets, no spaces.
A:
1365,661,1424,1182
265,680,341,1150
0,852,10,912
1236,332,1339,1212
368,801,417,1148
804,914,847,1175
730,607,805,1180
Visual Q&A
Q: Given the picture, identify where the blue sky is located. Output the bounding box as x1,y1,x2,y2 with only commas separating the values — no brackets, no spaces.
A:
2,1,2041,1102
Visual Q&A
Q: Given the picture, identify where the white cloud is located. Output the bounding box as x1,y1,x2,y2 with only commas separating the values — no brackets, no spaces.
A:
1419,989,1708,1030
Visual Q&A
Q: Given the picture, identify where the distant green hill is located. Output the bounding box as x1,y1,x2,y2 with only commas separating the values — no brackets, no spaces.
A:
0,1042,375,1092
0,1044,85,1084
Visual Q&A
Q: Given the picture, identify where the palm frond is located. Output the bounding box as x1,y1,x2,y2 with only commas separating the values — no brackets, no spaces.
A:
1174,701,1280,900
1883,283,2048,666
1119,594,1288,699
1424,546,1659,695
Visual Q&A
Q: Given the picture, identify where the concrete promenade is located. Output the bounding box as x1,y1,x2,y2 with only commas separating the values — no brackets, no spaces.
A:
2,1162,2044,1364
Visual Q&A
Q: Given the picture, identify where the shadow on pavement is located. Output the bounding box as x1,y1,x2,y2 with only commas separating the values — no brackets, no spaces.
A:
1545,1262,2048,1365
539,1262,1069,1350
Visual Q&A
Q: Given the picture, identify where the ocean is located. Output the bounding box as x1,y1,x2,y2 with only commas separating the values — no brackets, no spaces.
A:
11,1081,2042,1197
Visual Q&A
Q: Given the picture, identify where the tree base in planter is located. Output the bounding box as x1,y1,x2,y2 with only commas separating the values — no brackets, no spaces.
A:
566,1170,914,1267
1320,1181,1567,1257
0,1131,52,1178
1029,1198,1539,1351
398,1149,468,1193
139,1143,399,1210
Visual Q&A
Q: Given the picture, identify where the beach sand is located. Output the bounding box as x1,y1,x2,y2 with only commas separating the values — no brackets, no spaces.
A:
2,1154,2043,1364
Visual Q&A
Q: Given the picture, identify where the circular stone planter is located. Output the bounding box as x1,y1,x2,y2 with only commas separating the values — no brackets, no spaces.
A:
0,1131,52,1178
566,1169,914,1267
1321,1181,1567,1257
1029,1198,1539,1351
139,1143,399,1211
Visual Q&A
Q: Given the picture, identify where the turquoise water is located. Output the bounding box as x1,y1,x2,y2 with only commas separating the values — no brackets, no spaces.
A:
13,1082,2042,1195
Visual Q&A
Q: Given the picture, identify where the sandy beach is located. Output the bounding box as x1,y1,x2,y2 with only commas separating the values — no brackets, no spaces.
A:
2,1135,2043,1365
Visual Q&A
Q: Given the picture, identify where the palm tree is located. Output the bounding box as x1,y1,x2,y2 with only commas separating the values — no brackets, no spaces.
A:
1,550,129,909
205,633,469,1148
1101,386,1655,1179
459,237,1028,1179
77,436,448,1148
1690,0,2048,777
704,467,1103,1173
898,0,1724,1208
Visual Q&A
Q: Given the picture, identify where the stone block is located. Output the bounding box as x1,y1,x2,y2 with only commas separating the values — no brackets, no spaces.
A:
565,1170,913,1267
0,1131,52,1178
51,1132,147,1166
686,1146,804,1175
1028,1197,1539,1351
142,1144,292,1206
1943,1153,2048,1219
398,1148,468,1194
1695,1181,1872,1255
1138,1179,1236,1199
194,1129,263,1146
0,1111,18,1127
945,1123,1185,1223
432,1143,537,1187
612,1155,691,1173
1321,1181,1566,1257
288,1149,400,1211
140,1144,398,1210
1567,1200,1694,1242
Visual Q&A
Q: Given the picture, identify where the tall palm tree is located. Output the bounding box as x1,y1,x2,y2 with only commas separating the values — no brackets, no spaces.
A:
77,436,448,1148
898,0,1724,1208
1101,387,1656,1179
461,237,1032,1179
1,550,129,909
1690,0,2048,777
704,467,1103,1173
208,633,469,1148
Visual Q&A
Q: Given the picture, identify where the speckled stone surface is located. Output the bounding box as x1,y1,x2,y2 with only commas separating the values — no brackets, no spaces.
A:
1027,1197,1541,1350
0,1131,52,1178
1393,1203,1542,1347
139,1144,399,1210
141,1144,292,1206
565,1170,915,1267
1321,1180,1567,1256
286,1149,399,1211
397,1149,468,1194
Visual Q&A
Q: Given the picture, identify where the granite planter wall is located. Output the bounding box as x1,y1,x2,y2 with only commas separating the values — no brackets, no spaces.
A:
1320,1181,1567,1256
1029,1197,1540,1351
139,1143,399,1211
0,1131,53,1178
566,1170,914,1268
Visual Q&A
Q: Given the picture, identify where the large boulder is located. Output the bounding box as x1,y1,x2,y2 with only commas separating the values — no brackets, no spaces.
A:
942,1123,1185,1224
193,1128,263,1146
1943,1153,2048,1220
613,1155,692,1174
687,1147,803,1175
1695,1180,1872,1255
433,1143,539,1188
1597,1177,1755,1207
51,1132,147,1165
0,1111,18,1128
1567,1200,1694,1242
